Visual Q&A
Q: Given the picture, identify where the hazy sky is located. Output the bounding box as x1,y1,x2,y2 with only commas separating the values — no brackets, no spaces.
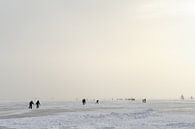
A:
1,0,195,101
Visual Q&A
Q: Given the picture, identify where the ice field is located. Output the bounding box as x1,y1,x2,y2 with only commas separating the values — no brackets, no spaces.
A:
0,100,195,129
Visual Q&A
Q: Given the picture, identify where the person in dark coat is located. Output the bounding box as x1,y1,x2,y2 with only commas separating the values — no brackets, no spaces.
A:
29,100,34,109
35,100,41,109
82,99,86,105
96,100,99,104
142,98,146,103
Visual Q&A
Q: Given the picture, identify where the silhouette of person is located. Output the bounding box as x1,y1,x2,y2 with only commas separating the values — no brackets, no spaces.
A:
82,99,86,105
181,94,184,100
142,98,146,103
29,100,34,109
36,100,41,109
96,100,99,104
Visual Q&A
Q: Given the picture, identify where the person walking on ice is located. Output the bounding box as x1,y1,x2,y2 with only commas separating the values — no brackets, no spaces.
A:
29,100,34,109
82,99,86,105
36,100,41,109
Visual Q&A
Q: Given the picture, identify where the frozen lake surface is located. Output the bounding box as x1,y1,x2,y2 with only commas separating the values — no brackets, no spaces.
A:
0,100,195,129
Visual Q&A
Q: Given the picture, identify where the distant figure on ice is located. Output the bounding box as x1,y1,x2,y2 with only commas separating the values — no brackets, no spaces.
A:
82,99,86,105
29,100,34,109
190,96,194,100
142,98,146,103
36,100,41,109
96,100,99,104
181,94,184,100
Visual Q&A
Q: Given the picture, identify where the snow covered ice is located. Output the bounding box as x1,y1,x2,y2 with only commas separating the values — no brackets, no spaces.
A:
0,100,195,129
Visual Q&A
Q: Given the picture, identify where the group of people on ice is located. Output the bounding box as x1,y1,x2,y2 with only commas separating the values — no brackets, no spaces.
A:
29,98,146,109
82,99,99,105
29,100,41,109
81,98,146,105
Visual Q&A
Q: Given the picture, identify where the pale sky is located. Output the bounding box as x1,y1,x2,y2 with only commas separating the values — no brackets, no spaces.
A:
1,0,195,101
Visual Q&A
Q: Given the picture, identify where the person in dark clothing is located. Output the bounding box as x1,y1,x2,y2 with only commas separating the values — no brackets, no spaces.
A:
29,100,34,109
142,98,146,103
35,100,41,109
82,99,86,105
96,100,99,104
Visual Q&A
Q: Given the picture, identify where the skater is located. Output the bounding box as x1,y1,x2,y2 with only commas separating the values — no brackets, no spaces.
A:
96,100,99,104
29,100,34,109
82,99,86,105
35,100,41,109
